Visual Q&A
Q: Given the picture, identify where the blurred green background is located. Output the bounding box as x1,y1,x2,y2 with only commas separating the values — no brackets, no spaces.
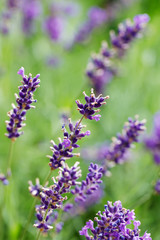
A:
0,0,160,239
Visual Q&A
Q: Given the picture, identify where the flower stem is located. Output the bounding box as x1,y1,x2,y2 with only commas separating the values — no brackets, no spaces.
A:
36,230,41,240
6,140,14,174
20,198,37,240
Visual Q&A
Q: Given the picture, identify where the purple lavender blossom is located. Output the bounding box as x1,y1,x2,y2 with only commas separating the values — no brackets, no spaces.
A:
48,89,108,170
7,0,19,9
34,162,81,232
44,16,64,42
76,88,109,121
5,67,40,140
80,200,152,239
106,116,146,164
155,179,160,194
34,209,54,232
28,178,41,197
71,163,103,202
145,112,160,165
0,11,12,35
21,0,42,34
110,14,150,56
0,173,9,185
47,119,90,170
101,116,146,175
73,7,107,44
86,14,149,94
82,116,146,176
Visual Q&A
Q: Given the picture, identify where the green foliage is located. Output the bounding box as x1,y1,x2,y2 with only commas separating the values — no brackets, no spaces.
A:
0,0,160,239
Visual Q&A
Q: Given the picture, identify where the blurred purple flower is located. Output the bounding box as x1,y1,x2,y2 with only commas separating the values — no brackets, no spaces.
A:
46,56,61,67
44,16,64,42
21,0,42,34
145,112,160,165
7,0,19,9
155,179,160,194
86,14,149,94
74,6,107,44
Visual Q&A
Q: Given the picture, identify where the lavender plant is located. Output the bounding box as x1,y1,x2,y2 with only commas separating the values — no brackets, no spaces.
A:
5,67,40,140
82,116,146,176
72,0,137,46
86,14,149,94
0,67,40,185
80,200,152,239
27,89,109,238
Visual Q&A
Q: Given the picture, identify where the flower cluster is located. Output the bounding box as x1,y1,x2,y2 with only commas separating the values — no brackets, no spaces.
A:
21,0,42,34
105,116,146,164
71,163,103,202
33,162,81,232
110,14,150,56
73,7,107,44
48,119,90,170
44,1,80,42
48,89,108,170
80,200,152,239
82,116,146,176
86,14,149,93
76,88,109,121
5,67,40,140
145,112,160,165
72,0,136,46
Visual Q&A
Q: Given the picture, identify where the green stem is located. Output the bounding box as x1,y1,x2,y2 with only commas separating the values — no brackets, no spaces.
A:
36,229,41,240
43,169,52,185
6,140,14,174
75,116,84,130
20,198,37,240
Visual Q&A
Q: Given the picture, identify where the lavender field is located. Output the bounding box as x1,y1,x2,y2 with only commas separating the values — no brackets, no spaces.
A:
0,0,160,239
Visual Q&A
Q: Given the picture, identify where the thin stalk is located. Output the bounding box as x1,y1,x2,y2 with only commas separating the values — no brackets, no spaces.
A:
36,229,41,240
75,116,84,130
6,140,14,174
20,198,37,240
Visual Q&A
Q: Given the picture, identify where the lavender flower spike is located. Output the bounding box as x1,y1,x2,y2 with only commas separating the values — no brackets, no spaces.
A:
48,119,90,170
34,162,82,232
80,200,152,239
110,14,150,56
106,115,146,164
71,163,103,202
76,88,109,121
86,14,149,94
5,67,40,140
